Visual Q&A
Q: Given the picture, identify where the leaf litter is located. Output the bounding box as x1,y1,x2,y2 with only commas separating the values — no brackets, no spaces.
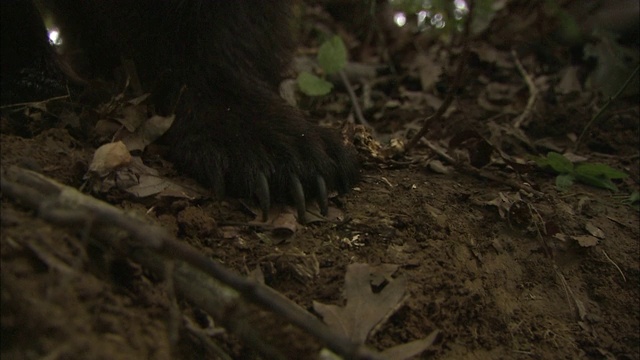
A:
1,1,638,359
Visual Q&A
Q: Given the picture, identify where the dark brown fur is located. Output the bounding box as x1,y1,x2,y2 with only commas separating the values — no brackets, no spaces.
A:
2,1,359,206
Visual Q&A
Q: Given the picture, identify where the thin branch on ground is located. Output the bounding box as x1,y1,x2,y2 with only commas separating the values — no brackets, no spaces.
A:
424,140,544,197
575,65,640,149
511,50,539,129
456,163,544,197
423,140,456,164
601,249,626,282
339,69,371,128
554,266,585,320
0,95,71,110
0,165,385,360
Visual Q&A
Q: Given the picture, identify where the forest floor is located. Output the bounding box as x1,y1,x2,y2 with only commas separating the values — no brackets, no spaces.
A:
1,2,639,360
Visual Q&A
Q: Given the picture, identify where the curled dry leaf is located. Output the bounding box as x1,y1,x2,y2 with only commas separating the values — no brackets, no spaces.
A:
573,235,599,247
585,222,605,239
87,141,131,177
485,192,523,219
428,159,451,174
120,104,147,132
121,114,175,152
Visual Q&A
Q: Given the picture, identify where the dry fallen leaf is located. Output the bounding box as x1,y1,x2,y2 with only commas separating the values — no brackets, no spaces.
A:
414,53,442,93
313,263,407,344
313,263,437,358
585,222,605,239
556,66,582,94
244,201,345,237
88,141,131,177
119,104,147,132
88,152,205,200
381,330,440,359
485,192,523,219
573,235,599,247
121,114,175,152
124,174,171,197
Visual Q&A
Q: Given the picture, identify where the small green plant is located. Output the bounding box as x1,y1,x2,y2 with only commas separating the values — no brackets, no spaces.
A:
534,152,628,191
297,35,347,97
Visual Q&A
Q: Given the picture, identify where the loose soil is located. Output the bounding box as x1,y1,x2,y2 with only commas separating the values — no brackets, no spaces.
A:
1,3,639,360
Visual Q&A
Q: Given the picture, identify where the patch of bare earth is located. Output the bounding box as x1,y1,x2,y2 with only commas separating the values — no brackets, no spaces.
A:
2,2,639,359
2,118,638,358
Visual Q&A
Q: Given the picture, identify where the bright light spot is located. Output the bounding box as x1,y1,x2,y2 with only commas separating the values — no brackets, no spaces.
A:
454,0,469,20
454,0,468,11
417,10,428,27
393,12,407,27
47,28,62,46
430,13,445,29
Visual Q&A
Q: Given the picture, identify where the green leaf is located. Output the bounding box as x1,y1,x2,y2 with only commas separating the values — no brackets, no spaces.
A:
555,174,575,191
574,163,628,179
546,152,574,174
574,173,619,192
533,155,550,168
297,72,333,96
318,36,347,75
624,191,640,210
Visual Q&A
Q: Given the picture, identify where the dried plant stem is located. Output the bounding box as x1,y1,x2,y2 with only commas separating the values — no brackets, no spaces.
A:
575,65,639,149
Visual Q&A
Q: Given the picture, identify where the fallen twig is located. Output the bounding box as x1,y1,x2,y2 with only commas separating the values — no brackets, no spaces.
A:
575,65,639,149
0,95,71,110
0,165,385,360
424,140,544,197
601,249,626,282
511,50,539,129
339,69,371,128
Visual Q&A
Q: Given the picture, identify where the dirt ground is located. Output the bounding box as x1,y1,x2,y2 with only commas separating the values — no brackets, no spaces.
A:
1,2,639,360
